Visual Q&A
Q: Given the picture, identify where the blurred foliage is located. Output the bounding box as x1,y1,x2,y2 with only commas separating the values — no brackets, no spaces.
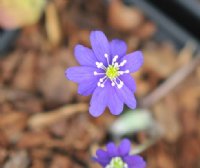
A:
0,0,46,29
110,109,156,137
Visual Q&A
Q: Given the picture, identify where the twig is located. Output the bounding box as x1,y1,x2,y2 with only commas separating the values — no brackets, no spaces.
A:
140,54,200,108
0,87,33,103
28,103,88,130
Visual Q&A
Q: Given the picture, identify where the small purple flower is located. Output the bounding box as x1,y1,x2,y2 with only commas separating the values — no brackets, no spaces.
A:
66,30,143,117
93,139,146,168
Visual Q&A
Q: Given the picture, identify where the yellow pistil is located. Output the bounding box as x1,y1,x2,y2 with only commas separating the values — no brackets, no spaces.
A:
106,65,119,79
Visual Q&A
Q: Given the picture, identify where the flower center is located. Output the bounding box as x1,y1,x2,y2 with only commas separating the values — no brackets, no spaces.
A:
106,65,119,79
105,157,128,168
93,53,130,89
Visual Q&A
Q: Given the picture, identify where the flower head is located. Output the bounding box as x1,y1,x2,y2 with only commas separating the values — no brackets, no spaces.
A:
66,30,143,117
93,139,146,168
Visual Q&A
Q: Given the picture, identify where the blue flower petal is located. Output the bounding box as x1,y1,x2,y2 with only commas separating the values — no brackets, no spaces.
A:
106,142,118,157
119,74,136,92
96,149,109,160
118,139,131,156
110,39,127,59
121,51,144,73
89,86,108,117
116,85,137,109
93,157,109,167
106,83,124,115
74,44,97,67
77,79,98,96
90,31,110,64
95,149,110,166
66,66,100,83
124,155,146,168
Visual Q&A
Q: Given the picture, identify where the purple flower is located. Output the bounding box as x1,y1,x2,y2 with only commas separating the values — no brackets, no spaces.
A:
66,30,143,117
93,139,146,168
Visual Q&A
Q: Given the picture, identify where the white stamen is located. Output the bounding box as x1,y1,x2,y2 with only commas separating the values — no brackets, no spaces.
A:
94,71,106,76
104,53,110,65
111,82,115,86
118,81,123,89
125,70,130,73
112,55,118,65
111,78,124,89
100,77,108,87
124,164,128,168
96,62,106,70
118,70,130,75
114,62,119,68
96,75,108,88
119,60,127,67
99,76,107,82
117,78,124,89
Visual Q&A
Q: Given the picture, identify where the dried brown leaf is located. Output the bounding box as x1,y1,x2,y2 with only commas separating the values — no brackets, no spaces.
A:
108,0,144,32
12,51,38,91
45,2,62,47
